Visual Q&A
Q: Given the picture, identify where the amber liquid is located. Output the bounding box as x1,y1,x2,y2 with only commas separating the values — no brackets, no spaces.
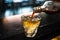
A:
22,12,40,33
23,12,40,30
22,12,40,37
23,19,40,34
23,19,40,29
31,12,35,19
51,35,60,40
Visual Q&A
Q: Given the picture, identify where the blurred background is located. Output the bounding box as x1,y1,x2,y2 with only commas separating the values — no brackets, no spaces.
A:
0,0,45,18
0,0,60,40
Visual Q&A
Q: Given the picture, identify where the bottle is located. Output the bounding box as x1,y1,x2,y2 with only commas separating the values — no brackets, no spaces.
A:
33,6,58,14
33,1,58,14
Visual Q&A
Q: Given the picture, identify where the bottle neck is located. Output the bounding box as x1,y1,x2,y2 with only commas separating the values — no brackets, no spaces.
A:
33,7,46,13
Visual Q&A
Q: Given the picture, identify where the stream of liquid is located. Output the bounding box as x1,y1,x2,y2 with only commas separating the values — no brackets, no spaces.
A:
31,12,35,19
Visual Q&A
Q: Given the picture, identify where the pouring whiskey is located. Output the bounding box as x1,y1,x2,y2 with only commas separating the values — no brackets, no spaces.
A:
22,12,41,37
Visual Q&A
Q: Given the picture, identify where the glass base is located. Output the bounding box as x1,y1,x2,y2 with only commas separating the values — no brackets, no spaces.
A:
26,28,38,38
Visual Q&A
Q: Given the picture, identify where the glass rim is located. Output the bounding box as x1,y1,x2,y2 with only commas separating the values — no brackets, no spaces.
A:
21,15,41,20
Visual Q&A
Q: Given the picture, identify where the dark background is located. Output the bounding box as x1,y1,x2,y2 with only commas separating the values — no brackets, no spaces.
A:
0,0,60,40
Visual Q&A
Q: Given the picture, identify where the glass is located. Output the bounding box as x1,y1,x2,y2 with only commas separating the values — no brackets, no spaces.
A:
21,14,41,37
